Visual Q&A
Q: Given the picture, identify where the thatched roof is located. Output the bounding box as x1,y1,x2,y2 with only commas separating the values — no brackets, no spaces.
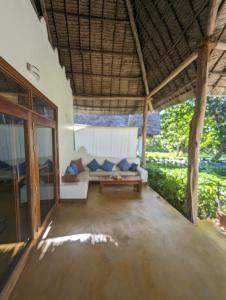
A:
37,0,226,114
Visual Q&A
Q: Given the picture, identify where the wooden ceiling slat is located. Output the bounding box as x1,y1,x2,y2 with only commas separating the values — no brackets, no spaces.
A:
42,0,226,113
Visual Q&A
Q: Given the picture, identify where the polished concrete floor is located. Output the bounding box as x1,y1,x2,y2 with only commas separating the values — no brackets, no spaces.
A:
10,185,226,300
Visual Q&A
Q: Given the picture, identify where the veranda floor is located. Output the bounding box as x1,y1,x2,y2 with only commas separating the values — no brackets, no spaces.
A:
10,184,226,300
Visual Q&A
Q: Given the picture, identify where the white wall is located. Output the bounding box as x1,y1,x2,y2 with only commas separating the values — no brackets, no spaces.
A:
74,126,138,158
0,0,74,174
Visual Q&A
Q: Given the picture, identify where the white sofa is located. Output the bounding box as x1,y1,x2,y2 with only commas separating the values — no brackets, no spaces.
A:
60,148,148,200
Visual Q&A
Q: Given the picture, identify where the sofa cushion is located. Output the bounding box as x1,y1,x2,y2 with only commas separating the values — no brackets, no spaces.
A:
101,160,114,171
18,161,26,176
41,159,53,173
0,161,11,170
77,171,90,182
87,159,101,171
117,158,131,171
70,163,79,175
66,165,76,175
71,158,85,173
130,163,138,172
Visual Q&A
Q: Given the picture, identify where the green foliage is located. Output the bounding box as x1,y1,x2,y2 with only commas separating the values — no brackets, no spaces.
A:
147,96,226,160
147,162,226,219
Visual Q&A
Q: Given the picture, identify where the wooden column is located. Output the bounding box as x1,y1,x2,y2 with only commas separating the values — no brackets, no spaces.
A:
186,45,210,223
142,97,148,167
125,0,151,168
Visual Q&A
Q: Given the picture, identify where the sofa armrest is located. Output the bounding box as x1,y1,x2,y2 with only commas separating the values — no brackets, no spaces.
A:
137,166,148,183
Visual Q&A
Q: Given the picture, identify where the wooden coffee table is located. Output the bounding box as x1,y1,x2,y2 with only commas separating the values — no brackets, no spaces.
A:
99,176,142,193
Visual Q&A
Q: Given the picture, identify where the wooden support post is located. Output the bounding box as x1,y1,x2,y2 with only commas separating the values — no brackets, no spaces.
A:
125,0,152,168
142,97,148,167
186,45,210,223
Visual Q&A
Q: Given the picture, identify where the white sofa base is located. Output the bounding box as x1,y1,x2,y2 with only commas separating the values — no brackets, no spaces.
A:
60,150,148,200
60,181,89,200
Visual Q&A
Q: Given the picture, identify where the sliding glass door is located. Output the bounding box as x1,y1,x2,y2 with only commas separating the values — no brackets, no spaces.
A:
35,125,56,224
0,112,31,290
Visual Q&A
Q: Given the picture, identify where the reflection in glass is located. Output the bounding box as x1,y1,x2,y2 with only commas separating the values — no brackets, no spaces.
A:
0,70,29,108
36,126,55,223
0,113,31,290
33,95,54,120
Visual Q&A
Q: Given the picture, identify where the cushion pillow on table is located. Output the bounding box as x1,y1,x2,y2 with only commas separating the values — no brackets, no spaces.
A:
130,163,138,172
101,160,115,172
71,158,85,173
87,159,101,171
70,163,79,175
117,158,131,171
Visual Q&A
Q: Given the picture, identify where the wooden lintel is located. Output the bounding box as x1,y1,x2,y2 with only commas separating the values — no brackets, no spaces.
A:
74,95,145,101
147,51,198,99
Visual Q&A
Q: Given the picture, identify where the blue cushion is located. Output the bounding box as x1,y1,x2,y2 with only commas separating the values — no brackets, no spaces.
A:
18,162,26,176
0,160,11,170
117,159,131,171
101,160,115,172
70,163,79,175
87,159,101,171
45,159,53,172
130,163,138,172
66,166,76,175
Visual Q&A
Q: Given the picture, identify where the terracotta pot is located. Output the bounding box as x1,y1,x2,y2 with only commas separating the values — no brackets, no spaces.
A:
216,209,226,229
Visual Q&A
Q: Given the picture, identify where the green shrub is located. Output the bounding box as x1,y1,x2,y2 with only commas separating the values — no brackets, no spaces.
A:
147,162,226,219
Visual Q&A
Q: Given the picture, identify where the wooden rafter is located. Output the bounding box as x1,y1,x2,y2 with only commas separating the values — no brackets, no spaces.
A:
57,46,136,56
147,51,198,99
125,0,150,97
125,0,151,167
74,95,145,101
46,9,129,23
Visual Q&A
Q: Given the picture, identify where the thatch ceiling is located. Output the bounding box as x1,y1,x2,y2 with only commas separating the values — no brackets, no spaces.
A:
38,0,226,114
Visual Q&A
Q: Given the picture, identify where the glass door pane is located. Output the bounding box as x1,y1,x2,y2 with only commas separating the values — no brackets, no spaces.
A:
36,126,55,223
0,112,31,290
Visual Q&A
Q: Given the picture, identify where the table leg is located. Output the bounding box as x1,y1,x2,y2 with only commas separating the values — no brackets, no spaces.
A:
99,182,103,193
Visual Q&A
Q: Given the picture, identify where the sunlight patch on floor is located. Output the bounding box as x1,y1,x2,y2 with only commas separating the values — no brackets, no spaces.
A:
37,233,119,260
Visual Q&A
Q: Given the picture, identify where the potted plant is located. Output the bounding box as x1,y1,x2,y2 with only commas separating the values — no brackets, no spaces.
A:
216,208,226,229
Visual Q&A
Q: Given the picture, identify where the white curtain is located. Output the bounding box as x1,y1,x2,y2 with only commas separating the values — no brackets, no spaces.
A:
0,124,25,163
74,126,138,158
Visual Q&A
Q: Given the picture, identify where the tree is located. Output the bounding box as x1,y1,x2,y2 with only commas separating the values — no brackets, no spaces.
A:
147,96,226,160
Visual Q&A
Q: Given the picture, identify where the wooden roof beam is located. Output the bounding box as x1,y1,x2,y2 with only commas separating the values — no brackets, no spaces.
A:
74,95,145,101
215,41,226,51
67,71,141,80
46,9,129,23
57,46,136,56
125,0,152,167
147,51,198,99
125,0,150,98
